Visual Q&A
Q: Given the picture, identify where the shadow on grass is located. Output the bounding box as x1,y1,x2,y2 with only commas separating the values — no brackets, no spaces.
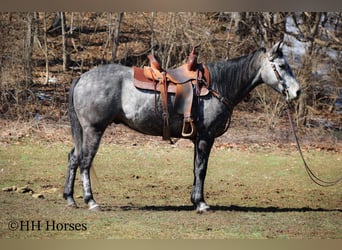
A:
100,204,342,213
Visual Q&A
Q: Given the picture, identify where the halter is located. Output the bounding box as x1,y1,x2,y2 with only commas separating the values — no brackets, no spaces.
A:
269,58,289,99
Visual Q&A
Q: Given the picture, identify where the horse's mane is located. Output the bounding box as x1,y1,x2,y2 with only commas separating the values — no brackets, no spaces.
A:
206,48,266,103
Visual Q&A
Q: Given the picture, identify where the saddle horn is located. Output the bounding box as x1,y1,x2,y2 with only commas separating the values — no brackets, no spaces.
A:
187,44,200,71
148,54,163,71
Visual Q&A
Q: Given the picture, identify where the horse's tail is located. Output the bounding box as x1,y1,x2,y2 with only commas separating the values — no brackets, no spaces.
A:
68,77,83,153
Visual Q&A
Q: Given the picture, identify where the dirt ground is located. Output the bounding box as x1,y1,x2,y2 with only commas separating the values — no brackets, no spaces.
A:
1,116,341,239
1,107,341,151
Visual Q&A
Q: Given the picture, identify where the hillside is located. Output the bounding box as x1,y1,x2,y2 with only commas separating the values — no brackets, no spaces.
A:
0,12,341,147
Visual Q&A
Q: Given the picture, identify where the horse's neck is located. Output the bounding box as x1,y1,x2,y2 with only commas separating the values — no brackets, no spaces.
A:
214,54,265,106
234,63,263,103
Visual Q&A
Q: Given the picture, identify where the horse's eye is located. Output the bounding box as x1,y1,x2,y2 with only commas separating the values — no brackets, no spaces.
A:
278,64,286,69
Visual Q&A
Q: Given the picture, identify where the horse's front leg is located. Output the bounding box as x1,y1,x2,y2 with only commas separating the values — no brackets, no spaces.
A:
191,134,215,213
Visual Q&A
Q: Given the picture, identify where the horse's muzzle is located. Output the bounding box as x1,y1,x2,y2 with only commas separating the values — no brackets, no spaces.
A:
283,81,301,101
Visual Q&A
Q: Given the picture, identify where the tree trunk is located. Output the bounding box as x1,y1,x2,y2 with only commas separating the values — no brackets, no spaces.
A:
43,12,49,84
25,12,34,87
112,12,124,63
60,12,68,71
150,12,155,56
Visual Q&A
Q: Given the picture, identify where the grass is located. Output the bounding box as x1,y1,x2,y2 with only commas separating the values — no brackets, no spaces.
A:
0,140,341,239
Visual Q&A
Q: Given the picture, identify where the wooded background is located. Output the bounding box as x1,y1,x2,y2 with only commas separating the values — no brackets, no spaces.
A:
0,12,341,134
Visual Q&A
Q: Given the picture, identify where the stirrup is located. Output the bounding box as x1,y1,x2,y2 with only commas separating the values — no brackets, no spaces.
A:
182,118,196,138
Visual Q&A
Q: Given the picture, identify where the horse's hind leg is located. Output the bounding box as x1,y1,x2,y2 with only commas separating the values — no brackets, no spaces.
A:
80,126,104,211
63,147,80,208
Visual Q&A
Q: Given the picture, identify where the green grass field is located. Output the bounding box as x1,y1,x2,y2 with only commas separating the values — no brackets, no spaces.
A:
0,141,341,239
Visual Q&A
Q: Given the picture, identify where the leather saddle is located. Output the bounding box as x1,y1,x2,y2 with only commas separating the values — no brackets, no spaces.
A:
133,46,210,140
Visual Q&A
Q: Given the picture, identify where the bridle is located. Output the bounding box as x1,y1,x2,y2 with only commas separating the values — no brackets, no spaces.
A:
267,55,342,186
205,54,341,187
269,57,290,99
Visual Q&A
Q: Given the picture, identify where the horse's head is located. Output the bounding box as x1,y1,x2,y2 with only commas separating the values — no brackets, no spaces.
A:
260,41,301,100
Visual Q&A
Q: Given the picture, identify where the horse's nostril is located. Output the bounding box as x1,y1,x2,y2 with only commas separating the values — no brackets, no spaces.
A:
296,89,301,97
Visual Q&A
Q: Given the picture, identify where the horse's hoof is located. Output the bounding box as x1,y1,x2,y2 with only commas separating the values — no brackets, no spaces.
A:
196,202,210,213
89,203,101,212
65,202,78,209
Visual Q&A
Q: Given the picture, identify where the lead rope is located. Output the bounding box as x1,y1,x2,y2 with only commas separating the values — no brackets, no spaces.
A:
285,101,342,187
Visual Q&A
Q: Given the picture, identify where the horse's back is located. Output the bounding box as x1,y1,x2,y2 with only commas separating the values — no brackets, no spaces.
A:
73,64,133,128
77,63,132,88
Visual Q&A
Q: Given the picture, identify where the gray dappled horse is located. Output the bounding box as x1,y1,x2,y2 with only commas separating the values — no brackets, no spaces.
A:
63,41,301,212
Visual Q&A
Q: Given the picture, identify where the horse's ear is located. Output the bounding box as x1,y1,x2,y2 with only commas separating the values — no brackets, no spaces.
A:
268,41,284,60
276,41,284,51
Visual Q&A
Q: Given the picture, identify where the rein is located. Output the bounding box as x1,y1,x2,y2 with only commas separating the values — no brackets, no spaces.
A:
285,101,342,187
199,78,232,107
203,57,341,187
270,57,342,186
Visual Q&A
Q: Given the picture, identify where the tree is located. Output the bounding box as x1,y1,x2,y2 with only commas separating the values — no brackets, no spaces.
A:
43,12,49,84
112,12,124,63
24,12,34,87
60,12,69,71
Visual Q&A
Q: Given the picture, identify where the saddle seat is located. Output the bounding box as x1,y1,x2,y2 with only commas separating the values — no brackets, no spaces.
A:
133,46,210,140
144,46,201,84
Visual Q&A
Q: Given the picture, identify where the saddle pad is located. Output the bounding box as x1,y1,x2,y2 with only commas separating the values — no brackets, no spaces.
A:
133,67,209,96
